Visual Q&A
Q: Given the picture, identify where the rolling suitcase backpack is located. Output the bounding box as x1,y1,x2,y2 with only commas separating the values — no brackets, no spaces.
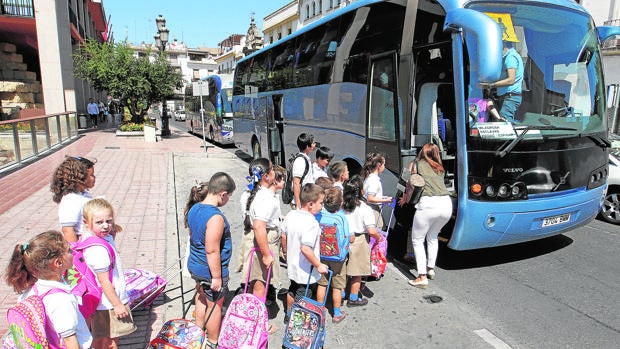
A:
369,202,395,280
124,267,167,310
218,248,272,349
282,270,332,349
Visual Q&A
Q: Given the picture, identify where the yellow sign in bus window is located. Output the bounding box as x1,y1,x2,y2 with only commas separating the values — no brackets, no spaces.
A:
485,13,519,42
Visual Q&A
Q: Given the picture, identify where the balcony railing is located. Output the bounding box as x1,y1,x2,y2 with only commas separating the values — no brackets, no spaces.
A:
0,0,34,17
0,112,79,173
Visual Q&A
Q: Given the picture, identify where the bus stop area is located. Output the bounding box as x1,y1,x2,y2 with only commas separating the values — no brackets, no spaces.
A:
0,126,509,348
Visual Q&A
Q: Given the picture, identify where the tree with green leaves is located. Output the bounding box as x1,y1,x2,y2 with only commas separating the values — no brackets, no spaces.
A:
74,40,182,123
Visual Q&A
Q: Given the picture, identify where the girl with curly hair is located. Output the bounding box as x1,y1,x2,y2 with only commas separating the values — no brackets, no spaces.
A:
50,156,96,242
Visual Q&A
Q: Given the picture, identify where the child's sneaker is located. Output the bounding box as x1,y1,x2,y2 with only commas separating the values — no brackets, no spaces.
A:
347,297,368,307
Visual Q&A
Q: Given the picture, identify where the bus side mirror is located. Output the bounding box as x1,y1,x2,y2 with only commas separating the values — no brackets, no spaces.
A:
597,26,620,44
444,8,502,83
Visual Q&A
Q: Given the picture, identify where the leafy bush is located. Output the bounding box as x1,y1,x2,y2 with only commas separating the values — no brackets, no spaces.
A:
119,122,144,132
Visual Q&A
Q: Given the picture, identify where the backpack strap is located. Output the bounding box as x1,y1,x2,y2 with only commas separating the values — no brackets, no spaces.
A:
76,236,117,282
295,154,310,184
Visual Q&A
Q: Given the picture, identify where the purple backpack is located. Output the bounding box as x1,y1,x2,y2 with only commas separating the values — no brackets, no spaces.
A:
218,248,271,349
66,236,116,319
124,268,167,310
3,286,65,349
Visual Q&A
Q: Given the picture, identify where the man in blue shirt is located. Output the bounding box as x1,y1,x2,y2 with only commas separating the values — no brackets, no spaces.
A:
484,41,524,123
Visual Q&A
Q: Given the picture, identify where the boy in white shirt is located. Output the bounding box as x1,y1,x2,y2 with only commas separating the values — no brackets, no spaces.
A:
292,133,316,209
281,183,328,323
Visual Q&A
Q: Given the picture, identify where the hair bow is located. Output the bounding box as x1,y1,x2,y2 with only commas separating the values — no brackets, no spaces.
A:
246,166,263,190
21,242,29,254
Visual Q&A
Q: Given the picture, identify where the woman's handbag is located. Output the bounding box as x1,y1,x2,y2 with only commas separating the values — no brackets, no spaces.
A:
408,161,425,205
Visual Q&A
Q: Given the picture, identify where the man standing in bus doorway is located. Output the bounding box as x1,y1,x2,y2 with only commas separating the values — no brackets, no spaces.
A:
483,38,524,123
292,133,316,209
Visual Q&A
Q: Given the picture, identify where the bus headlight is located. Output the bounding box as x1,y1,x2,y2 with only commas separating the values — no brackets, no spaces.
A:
498,184,510,198
468,177,528,201
485,185,496,198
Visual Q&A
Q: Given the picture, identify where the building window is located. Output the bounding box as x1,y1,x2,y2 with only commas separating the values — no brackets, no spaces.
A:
329,0,333,9
278,32,282,40
288,28,292,35
312,2,316,16
319,0,322,13
270,36,274,44
306,5,310,19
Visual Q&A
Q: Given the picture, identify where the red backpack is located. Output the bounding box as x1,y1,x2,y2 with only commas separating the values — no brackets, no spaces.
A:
3,285,66,349
66,236,116,319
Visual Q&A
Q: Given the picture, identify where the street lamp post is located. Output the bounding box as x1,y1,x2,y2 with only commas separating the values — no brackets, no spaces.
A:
154,15,171,137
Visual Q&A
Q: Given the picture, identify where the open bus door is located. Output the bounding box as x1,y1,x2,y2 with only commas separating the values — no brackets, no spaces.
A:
366,52,401,175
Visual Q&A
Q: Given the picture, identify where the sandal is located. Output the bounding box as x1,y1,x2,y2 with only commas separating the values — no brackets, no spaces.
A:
267,323,278,334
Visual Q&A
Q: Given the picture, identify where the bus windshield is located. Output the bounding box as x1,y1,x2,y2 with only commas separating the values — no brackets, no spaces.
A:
466,3,605,149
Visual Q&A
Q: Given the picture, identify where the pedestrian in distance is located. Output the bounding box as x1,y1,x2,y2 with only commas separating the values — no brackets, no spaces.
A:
361,152,393,228
244,158,280,334
315,187,350,323
329,160,349,192
342,175,383,307
292,133,316,209
399,143,452,289
312,145,333,182
186,172,236,348
5,230,93,349
51,156,97,243
80,198,136,349
87,98,99,128
281,183,329,324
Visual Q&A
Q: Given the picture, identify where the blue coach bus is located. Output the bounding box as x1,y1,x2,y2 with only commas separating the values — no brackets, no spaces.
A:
186,74,234,145
232,0,620,250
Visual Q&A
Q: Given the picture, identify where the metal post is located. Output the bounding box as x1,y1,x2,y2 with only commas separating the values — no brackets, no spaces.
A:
199,81,207,151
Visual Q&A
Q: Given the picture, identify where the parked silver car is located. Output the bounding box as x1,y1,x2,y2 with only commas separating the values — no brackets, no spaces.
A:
599,148,620,224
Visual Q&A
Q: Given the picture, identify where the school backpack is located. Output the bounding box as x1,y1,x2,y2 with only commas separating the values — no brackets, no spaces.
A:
149,319,205,349
124,267,167,310
282,153,310,205
3,286,65,349
65,236,116,319
316,209,350,262
218,248,271,349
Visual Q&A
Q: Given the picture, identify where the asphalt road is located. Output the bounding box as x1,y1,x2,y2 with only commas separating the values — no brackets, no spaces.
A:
170,119,620,349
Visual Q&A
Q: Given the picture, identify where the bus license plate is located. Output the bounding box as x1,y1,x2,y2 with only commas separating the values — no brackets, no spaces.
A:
541,213,571,227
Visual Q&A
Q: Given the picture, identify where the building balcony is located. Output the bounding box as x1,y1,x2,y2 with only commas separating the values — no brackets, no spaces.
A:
0,0,33,17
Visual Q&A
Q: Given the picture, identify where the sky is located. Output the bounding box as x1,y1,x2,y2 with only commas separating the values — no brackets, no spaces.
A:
103,0,293,48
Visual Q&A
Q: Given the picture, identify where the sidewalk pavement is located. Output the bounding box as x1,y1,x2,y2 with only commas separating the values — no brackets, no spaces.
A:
0,125,229,348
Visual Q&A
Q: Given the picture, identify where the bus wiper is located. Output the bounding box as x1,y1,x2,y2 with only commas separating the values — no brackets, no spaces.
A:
583,134,611,149
495,125,577,158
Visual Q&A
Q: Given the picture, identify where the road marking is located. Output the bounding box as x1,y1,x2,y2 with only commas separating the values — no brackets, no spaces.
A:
474,329,512,349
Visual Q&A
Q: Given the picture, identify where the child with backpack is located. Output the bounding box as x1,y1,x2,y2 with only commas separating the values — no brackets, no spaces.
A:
290,133,316,209
315,187,350,323
187,172,236,349
4,230,93,348
80,198,136,349
342,175,383,307
281,183,329,324
51,156,97,242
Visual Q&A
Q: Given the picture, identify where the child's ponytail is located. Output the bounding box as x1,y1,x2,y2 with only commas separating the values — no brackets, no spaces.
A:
244,158,271,230
4,230,65,294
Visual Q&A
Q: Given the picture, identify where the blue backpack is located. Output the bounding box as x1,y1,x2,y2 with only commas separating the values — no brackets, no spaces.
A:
316,209,350,262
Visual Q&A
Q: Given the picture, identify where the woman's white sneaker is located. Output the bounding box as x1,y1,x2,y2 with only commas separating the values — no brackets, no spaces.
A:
427,269,436,280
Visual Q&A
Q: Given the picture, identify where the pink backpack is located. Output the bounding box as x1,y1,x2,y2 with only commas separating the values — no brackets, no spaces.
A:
124,268,167,310
3,286,65,349
218,248,271,349
66,236,116,319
